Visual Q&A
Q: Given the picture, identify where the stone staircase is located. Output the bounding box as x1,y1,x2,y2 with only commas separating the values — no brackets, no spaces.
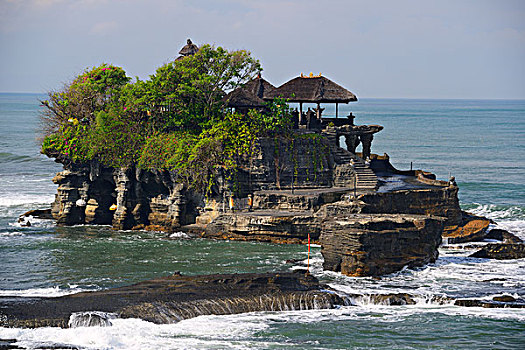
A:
352,158,378,190
326,131,377,190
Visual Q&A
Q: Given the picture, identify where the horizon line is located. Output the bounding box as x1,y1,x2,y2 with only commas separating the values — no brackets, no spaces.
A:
1,91,524,102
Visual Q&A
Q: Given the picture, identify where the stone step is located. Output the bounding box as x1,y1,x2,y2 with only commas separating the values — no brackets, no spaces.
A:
331,145,378,190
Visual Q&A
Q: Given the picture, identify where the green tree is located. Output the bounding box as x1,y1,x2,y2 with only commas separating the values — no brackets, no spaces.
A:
41,64,130,136
126,45,262,133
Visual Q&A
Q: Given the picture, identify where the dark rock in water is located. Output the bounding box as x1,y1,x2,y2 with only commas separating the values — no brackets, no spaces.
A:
469,243,525,260
285,258,304,265
0,338,22,349
19,208,53,220
486,229,523,244
348,293,417,306
455,298,525,308
482,278,507,282
492,295,516,303
0,271,344,328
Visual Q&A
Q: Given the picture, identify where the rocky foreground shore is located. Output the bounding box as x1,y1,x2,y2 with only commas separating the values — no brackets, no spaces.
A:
2,271,524,330
0,271,341,328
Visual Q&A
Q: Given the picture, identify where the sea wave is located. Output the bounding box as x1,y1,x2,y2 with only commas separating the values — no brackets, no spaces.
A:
0,152,35,163
462,203,524,220
7,215,55,229
1,305,524,350
0,285,94,298
0,194,54,207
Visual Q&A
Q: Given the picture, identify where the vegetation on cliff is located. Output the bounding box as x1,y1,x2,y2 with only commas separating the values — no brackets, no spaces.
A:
41,45,295,190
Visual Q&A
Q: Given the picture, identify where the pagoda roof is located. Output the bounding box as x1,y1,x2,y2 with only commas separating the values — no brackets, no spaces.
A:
224,76,276,108
178,39,199,56
265,74,357,103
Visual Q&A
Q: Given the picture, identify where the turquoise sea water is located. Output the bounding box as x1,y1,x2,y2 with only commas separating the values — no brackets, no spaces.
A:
0,94,524,349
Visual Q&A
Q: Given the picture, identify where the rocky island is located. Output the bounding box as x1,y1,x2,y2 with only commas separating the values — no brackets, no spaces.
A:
37,40,524,274
5,40,523,330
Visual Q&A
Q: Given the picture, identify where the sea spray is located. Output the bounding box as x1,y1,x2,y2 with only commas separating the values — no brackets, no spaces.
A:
119,292,343,324
68,311,116,328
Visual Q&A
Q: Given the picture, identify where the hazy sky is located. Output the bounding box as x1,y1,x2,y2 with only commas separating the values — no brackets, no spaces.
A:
1,0,524,99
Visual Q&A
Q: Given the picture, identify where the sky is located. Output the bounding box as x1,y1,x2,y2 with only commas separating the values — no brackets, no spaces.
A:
1,0,524,99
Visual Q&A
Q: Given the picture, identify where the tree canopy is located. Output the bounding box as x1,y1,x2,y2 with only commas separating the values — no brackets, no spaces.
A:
41,44,293,193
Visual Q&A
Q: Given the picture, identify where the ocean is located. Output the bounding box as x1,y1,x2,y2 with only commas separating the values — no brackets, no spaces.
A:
0,93,524,349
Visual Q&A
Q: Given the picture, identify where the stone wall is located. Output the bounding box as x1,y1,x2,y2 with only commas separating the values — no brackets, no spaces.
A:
248,136,334,191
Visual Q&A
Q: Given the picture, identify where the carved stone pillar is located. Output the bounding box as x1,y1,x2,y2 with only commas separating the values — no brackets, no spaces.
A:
360,133,374,159
344,134,360,154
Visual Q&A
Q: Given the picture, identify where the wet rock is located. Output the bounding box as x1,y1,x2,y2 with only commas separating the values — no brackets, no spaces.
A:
285,258,303,264
492,295,516,302
349,293,417,306
68,311,115,328
486,229,523,244
442,211,491,244
320,214,444,276
0,271,343,328
469,243,525,260
454,298,525,308
19,209,53,220
0,338,22,349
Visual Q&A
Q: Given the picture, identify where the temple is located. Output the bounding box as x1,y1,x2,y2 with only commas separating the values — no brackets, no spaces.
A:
224,72,383,180
46,41,475,278
176,38,199,60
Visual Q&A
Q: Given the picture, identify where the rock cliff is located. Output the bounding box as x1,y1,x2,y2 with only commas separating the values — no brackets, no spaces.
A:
45,136,464,277
319,214,444,276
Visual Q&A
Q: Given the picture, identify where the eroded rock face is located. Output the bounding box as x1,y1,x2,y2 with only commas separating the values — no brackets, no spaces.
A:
249,137,334,191
317,186,461,227
357,187,462,226
0,271,342,328
320,214,445,276
442,211,491,244
203,211,321,244
48,137,339,231
50,162,195,231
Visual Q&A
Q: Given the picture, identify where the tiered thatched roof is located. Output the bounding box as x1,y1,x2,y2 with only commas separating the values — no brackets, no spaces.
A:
265,74,357,103
224,75,276,108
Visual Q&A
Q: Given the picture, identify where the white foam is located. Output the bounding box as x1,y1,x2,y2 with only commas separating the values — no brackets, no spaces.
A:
8,215,55,229
0,194,54,207
0,231,24,237
169,231,189,239
1,302,524,350
467,203,524,221
494,220,525,240
0,285,93,297
0,314,275,350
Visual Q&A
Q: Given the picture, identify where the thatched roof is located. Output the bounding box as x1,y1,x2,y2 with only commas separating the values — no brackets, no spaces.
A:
265,74,357,103
224,76,276,108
